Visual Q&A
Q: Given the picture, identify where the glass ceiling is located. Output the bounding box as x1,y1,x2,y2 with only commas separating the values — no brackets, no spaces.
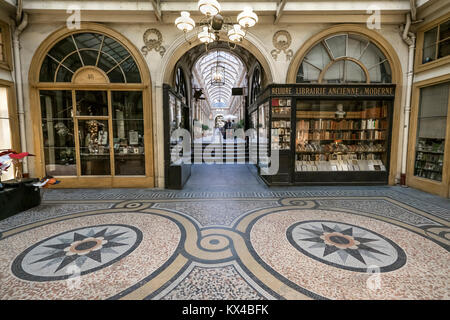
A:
194,50,245,108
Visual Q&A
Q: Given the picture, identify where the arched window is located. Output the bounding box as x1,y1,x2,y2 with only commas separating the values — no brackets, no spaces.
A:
39,33,141,83
296,33,392,84
36,31,147,181
251,65,262,104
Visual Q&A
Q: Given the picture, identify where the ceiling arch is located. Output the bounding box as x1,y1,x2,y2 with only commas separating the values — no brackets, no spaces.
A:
194,50,246,109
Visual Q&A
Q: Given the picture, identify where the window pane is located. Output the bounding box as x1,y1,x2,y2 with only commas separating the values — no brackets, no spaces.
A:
325,35,347,59
39,90,77,176
0,87,13,181
98,52,119,73
76,91,108,116
79,49,98,66
347,34,369,59
423,27,438,63
61,52,82,72
107,66,126,83
360,43,387,70
414,82,449,182
298,62,320,83
0,86,8,118
439,20,450,40
369,60,392,84
0,118,14,181
73,33,103,50
48,36,76,61
121,57,141,83
40,90,73,120
112,91,145,176
55,66,74,83
102,36,129,63
79,119,111,176
345,60,366,83
304,43,331,71
40,56,59,82
438,39,450,59
0,44,4,62
324,60,345,83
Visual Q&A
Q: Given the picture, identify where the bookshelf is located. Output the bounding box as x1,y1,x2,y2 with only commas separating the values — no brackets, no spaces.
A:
414,138,445,181
295,103,390,172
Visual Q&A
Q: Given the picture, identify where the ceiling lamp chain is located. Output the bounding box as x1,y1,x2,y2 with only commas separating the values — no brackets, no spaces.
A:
175,0,258,50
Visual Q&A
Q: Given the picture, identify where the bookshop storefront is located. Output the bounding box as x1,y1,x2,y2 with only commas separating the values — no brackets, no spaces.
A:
252,84,395,186
250,29,401,186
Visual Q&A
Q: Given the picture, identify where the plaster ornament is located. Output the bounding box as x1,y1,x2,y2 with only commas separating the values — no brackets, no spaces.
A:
141,28,166,57
271,30,293,61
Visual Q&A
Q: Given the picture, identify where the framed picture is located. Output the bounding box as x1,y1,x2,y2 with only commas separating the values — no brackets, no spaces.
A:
129,131,139,145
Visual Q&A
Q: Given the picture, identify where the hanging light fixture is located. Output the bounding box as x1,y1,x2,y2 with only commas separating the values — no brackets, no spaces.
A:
198,0,221,16
227,24,245,43
175,11,196,32
175,1,258,50
198,26,216,43
211,50,225,86
237,7,258,28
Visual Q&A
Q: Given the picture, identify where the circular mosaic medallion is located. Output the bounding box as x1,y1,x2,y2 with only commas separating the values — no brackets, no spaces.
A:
12,224,143,282
286,220,406,272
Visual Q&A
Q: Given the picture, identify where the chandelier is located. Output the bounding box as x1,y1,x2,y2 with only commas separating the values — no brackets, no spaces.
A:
211,51,225,86
175,0,258,49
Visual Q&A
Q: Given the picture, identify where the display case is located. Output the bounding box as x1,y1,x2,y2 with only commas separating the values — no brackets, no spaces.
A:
163,84,191,189
250,84,396,186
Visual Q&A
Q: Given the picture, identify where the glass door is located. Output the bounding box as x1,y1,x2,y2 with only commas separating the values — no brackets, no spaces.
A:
75,90,111,176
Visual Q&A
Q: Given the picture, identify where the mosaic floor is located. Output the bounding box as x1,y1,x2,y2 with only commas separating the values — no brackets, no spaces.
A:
0,169,449,300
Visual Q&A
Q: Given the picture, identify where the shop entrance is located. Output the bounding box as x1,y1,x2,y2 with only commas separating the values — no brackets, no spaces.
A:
29,25,154,188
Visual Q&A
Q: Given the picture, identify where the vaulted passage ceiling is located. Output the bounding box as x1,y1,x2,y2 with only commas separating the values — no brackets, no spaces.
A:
194,50,246,109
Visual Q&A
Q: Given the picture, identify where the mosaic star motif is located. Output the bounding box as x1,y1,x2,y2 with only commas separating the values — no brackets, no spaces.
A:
31,227,130,273
288,220,406,272
298,223,387,265
13,224,142,281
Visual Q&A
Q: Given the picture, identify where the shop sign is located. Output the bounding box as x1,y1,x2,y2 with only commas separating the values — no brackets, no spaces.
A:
270,85,396,98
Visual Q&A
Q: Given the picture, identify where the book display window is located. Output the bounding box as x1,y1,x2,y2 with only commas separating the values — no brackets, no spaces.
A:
258,101,270,166
295,100,390,173
271,98,291,151
250,84,395,186
414,82,449,182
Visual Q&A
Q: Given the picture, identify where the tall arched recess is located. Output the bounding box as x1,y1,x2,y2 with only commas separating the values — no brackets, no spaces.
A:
287,25,403,186
29,23,154,188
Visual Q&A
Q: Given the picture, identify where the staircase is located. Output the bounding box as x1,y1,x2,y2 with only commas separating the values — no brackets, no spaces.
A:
170,136,270,165
192,139,249,164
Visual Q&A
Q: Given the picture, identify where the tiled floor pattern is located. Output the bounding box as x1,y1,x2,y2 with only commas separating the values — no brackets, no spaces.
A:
0,182,449,300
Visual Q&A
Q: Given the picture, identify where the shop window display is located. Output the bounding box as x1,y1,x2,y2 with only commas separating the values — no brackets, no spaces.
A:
414,82,449,182
36,31,146,180
295,100,390,173
112,91,145,176
258,102,269,166
40,90,77,176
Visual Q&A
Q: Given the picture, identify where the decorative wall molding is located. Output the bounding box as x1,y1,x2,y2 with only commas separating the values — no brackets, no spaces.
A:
141,28,166,57
271,30,293,61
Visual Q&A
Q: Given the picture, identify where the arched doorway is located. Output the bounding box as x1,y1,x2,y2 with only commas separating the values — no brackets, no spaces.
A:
28,23,154,188
162,39,272,189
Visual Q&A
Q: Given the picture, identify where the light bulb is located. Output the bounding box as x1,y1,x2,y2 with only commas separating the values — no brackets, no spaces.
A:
198,0,221,16
237,7,258,28
228,24,245,42
175,11,196,32
198,26,215,43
